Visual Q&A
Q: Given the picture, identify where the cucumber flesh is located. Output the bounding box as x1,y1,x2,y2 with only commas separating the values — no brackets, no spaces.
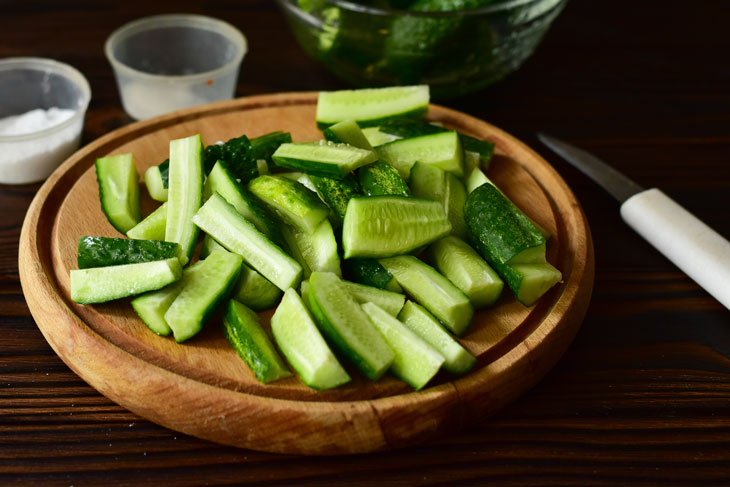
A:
272,141,377,178
282,220,341,279
126,202,167,241
271,289,350,390
232,262,283,311
361,302,444,391
341,280,406,317
322,119,374,150
193,193,303,292
70,258,182,304
316,85,430,128
144,165,168,202
465,166,490,193
342,196,451,258
77,236,179,269
361,127,400,147
95,153,141,234
493,261,562,307
377,131,464,179
398,301,476,374
248,175,330,235
464,182,546,266
379,255,473,336
223,300,292,383
165,134,203,265
308,272,395,380
444,172,469,240
165,250,242,342
131,261,204,336
200,233,226,259
428,236,503,309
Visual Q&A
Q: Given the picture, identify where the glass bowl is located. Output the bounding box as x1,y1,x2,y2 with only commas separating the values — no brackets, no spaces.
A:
276,0,566,98
105,14,247,120
0,57,91,185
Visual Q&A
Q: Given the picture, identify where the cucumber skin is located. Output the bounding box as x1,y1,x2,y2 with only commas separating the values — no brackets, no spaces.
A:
223,300,292,384
251,131,293,172
77,236,179,269
358,160,411,197
344,258,402,293
463,183,545,266
309,173,362,226
203,134,258,183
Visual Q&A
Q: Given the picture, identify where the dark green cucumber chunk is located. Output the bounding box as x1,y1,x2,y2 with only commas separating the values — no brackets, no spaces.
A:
398,301,476,374
165,250,242,342
379,255,474,336
272,141,377,179
316,85,430,129
251,131,293,172
464,183,546,265
377,130,464,179
358,160,411,197
248,175,330,235
361,302,444,391
70,258,182,304
342,196,451,258
126,202,167,241
223,300,292,383
192,193,303,291
77,236,180,269
165,134,203,265
271,289,350,390
308,271,395,380
203,134,258,183
428,236,503,309
95,153,141,234
308,173,362,227
344,258,403,293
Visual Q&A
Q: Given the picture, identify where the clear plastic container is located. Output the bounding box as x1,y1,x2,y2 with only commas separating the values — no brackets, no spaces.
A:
0,57,91,185
105,14,247,120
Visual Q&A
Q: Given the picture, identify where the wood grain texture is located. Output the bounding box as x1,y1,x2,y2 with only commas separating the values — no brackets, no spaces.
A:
2,0,730,484
18,93,593,454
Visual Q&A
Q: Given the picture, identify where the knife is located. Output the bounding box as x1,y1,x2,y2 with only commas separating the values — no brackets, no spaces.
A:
538,133,730,310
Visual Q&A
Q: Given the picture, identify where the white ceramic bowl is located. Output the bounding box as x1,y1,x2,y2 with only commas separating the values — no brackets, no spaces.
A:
105,14,247,120
0,57,91,185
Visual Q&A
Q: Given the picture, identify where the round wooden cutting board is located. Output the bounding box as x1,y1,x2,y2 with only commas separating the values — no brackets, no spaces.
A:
19,92,594,455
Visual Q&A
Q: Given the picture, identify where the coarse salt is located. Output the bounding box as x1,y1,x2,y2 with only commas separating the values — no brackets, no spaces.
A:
0,107,82,184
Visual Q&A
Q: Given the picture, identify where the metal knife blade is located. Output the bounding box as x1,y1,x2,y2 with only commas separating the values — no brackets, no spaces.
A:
537,133,644,203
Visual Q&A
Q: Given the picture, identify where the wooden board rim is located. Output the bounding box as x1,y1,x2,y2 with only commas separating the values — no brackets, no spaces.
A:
19,92,594,455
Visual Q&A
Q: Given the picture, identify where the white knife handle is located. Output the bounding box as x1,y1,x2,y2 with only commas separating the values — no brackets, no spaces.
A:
620,188,730,310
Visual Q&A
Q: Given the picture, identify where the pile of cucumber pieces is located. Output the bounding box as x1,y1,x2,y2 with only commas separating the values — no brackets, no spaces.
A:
71,84,561,392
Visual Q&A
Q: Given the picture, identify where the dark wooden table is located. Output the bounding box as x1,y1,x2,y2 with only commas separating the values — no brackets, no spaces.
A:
2,1,729,485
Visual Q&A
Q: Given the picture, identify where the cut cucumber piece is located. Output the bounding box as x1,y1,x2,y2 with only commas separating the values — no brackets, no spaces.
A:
165,250,242,342
126,202,167,241
248,175,330,235
342,196,451,258
272,141,377,178
158,159,169,189
200,233,226,259
444,172,468,240
398,301,476,374
202,134,257,182
361,302,444,391
344,258,403,293
95,153,141,234
204,161,286,249
251,130,292,172
192,193,302,291
409,162,468,240
232,262,283,311
377,130,464,179
308,272,395,380
271,289,350,390
465,166,490,193
165,134,203,265
144,164,168,202
131,261,204,336
341,280,406,317
77,236,179,269
358,160,411,197
361,127,400,147
492,261,562,307
308,173,362,227
223,300,292,383
281,219,341,279
316,85,430,129
428,236,503,309
70,258,182,304
379,255,473,336
322,119,374,150
464,182,546,266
